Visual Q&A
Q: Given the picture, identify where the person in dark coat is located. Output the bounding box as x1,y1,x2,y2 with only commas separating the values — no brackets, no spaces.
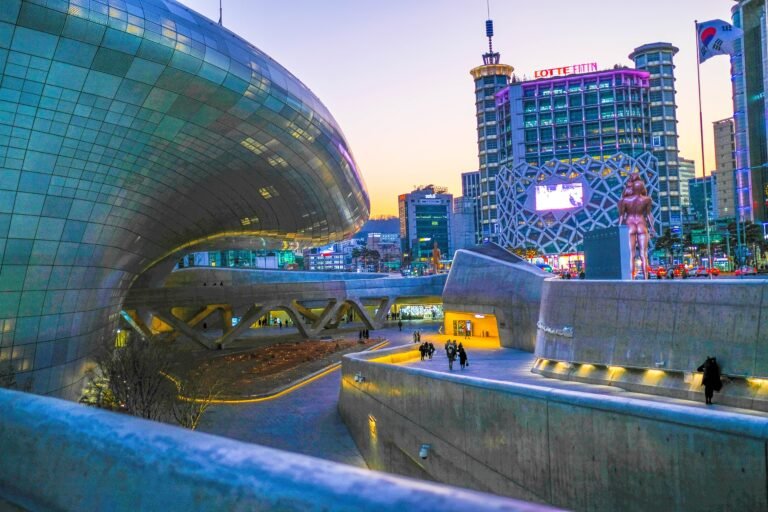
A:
419,342,426,361
458,345,468,369
697,356,721,405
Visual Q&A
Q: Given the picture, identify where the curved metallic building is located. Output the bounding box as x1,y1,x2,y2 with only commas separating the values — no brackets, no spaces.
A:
0,0,369,397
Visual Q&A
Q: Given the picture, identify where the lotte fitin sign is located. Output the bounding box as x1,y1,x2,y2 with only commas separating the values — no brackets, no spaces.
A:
533,62,598,79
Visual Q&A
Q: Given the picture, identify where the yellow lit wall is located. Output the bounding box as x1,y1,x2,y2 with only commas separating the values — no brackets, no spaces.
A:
444,311,500,346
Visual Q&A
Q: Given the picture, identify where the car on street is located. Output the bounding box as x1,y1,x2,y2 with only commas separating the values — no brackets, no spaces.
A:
735,265,758,276
694,266,720,277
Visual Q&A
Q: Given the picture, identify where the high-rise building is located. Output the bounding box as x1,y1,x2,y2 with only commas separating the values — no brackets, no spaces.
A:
629,43,682,230
688,176,718,223
469,19,513,242
678,157,696,209
461,170,481,243
496,67,653,168
731,1,768,222
494,65,657,256
450,197,477,254
398,186,452,267
713,118,737,219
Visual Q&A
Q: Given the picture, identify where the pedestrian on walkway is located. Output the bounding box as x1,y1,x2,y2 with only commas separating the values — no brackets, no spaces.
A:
697,356,722,405
458,345,468,369
413,331,417,343
419,342,426,361
427,342,435,360
446,341,457,371
398,319,403,331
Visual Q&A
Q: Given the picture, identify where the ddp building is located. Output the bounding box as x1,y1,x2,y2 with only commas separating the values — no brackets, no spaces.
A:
0,0,369,398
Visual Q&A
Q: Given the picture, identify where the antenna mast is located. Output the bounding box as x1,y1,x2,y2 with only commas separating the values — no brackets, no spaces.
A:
483,1,500,65
218,0,223,26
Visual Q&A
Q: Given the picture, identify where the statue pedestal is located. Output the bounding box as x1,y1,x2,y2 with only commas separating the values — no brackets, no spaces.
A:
583,226,631,280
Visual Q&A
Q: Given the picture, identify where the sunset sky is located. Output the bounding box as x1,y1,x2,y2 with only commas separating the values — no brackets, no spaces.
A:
179,0,735,217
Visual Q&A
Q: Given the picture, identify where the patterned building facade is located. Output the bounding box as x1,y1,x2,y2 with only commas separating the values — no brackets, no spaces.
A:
497,153,660,254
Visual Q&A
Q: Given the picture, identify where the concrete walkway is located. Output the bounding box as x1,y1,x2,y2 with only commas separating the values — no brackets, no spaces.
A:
199,319,768,472
404,332,768,419
196,320,442,467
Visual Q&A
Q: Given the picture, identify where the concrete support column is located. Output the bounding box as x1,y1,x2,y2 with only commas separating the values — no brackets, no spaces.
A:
151,309,216,350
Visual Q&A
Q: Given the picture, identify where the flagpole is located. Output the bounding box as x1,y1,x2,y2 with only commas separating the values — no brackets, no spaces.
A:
695,20,714,277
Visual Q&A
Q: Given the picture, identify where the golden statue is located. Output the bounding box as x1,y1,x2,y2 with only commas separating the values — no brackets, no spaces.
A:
618,173,655,279
431,241,441,272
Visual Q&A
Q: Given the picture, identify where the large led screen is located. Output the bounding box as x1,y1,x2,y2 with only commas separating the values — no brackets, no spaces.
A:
535,183,584,211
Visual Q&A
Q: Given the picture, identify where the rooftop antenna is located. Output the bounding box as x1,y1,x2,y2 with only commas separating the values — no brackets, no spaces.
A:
483,1,500,64
218,0,223,26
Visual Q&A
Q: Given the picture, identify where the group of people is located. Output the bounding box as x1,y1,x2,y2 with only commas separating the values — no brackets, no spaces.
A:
412,330,422,343
358,329,371,341
444,339,468,371
419,342,435,360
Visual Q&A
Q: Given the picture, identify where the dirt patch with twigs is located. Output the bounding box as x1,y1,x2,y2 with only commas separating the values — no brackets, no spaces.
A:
177,338,380,397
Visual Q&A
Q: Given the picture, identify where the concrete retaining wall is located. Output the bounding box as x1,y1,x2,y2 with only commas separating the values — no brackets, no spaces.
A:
0,388,555,512
443,246,548,351
340,345,768,511
536,279,768,376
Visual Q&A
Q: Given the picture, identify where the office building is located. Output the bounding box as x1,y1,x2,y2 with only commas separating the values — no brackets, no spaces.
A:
469,20,513,242
678,157,696,209
713,118,737,219
493,65,657,257
630,43,683,229
688,176,718,223
496,67,653,168
731,2,767,222
461,170,481,243
399,186,452,267
304,248,347,272
451,197,478,254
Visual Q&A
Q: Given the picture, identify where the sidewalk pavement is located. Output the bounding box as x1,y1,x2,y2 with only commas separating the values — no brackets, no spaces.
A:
403,331,768,419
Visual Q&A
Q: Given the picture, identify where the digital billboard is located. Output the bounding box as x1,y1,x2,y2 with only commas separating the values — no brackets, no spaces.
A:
535,183,584,211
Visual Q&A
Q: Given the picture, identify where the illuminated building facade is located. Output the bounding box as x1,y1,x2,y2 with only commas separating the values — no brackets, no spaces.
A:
497,67,653,168
732,1,768,222
0,0,368,397
497,152,660,255
494,66,657,256
398,186,452,266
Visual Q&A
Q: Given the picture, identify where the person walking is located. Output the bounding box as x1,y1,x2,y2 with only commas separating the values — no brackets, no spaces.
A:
427,342,435,360
446,341,457,371
458,345,468,369
398,319,403,331
697,356,722,405
419,342,426,361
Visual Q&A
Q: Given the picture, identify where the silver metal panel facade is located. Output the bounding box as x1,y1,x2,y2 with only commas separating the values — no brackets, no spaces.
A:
0,0,369,397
